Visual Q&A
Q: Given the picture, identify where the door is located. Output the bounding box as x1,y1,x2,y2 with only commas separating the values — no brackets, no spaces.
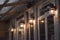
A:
38,10,55,40
18,30,24,40
47,15,54,40
39,19,45,40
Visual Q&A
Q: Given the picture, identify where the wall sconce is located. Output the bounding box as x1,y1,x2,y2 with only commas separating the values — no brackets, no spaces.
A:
40,20,44,23
20,23,25,28
11,28,14,32
50,9,54,13
49,4,56,15
50,9,57,16
29,19,35,24
29,19,35,27
50,8,56,15
29,19,33,24
19,23,25,31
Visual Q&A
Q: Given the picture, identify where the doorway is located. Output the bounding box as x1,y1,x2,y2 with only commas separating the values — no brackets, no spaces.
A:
38,13,55,40
39,19,45,40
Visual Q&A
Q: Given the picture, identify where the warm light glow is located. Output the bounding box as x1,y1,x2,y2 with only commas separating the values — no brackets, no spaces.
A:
11,28,14,32
33,20,35,25
19,29,21,31
29,19,33,23
50,9,54,13
20,23,25,27
54,10,58,17
30,25,33,27
33,20,35,23
19,29,23,31
41,20,44,23
29,19,35,23
50,9,56,15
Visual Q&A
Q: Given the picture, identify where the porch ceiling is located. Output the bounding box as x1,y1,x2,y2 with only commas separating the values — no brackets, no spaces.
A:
0,0,34,21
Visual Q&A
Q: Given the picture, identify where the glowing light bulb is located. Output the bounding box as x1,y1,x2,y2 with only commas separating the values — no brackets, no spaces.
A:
50,9,56,15
11,28,14,32
29,19,33,23
20,23,25,28
41,20,44,23
50,9,54,13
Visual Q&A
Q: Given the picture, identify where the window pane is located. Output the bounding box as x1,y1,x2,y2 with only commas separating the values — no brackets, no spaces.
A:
18,32,21,40
0,6,12,14
0,0,5,4
11,32,13,40
47,15,54,40
30,26,34,40
27,28,29,40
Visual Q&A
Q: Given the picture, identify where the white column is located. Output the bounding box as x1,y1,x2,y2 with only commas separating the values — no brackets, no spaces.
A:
24,12,27,40
45,18,48,40
54,0,60,40
34,6,38,40
37,7,40,40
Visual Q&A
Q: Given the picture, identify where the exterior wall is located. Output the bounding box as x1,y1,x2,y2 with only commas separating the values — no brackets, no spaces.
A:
0,21,9,40
9,0,60,40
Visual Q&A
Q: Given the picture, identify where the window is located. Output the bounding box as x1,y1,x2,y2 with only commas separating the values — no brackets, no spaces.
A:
27,28,29,40
39,19,45,40
47,15,54,40
18,32,22,40
30,26,34,40
11,32,13,40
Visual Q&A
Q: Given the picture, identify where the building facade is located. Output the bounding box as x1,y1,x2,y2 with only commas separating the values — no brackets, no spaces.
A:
9,0,60,40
